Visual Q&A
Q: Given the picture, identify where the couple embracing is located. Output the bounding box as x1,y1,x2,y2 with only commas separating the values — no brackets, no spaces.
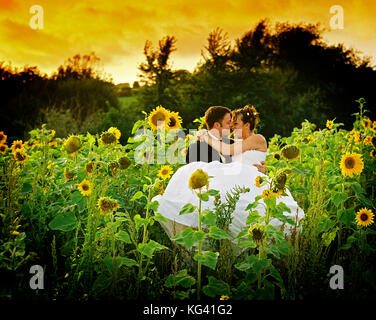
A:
153,105,305,239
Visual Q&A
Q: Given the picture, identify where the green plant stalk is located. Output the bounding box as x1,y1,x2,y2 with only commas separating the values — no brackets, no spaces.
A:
337,176,346,255
197,188,202,300
257,243,263,289
110,211,118,296
137,186,152,294
258,204,269,290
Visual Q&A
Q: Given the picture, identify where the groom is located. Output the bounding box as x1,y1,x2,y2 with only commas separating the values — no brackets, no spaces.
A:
159,106,266,239
186,106,266,174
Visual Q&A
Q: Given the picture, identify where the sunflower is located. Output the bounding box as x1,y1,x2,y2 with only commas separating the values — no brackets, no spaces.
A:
85,161,96,174
151,179,165,196
0,131,7,144
326,120,334,129
340,153,364,177
255,176,264,188
371,150,374,158
48,139,57,147
189,169,210,190
261,189,273,200
167,111,183,130
77,179,92,196
118,156,131,170
147,106,170,130
64,168,75,181
100,132,117,145
306,135,314,143
275,172,287,190
110,162,120,175
63,135,82,154
272,188,285,198
355,208,374,227
0,144,8,154
157,165,173,180
372,137,376,149
108,127,121,140
220,295,229,300
364,118,372,129
281,145,300,160
13,149,28,163
11,140,23,152
248,223,267,245
354,132,362,144
363,136,373,146
97,196,119,215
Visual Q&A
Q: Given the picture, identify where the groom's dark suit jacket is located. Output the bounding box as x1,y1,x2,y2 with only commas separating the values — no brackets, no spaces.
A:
186,135,234,164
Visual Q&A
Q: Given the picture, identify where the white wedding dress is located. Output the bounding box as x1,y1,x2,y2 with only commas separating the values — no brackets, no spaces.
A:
153,150,305,238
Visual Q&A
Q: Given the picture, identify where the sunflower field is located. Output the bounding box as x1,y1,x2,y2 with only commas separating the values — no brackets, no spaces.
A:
0,98,375,301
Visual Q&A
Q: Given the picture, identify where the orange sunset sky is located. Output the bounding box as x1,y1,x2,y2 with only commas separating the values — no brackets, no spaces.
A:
0,0,375,84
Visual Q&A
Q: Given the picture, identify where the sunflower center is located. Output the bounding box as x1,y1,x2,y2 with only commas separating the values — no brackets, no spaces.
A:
252,229,263,241
345,157,354,169
169,117,176,127
15,152,25,161
360,213,369,221
82,184,89,191
162,169,169,175
151,114,166,125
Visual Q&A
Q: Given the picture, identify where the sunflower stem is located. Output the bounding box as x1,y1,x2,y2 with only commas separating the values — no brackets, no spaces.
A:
197,189,202,301
137,185,152,296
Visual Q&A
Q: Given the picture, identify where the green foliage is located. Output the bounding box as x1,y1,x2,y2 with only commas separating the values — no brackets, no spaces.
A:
0,99,375,300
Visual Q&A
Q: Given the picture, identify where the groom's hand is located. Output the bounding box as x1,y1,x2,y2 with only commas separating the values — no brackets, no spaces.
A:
196,129,208,141
253,161,267,174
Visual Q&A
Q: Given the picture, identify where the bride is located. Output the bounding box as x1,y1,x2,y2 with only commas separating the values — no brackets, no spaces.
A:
153,105,305,239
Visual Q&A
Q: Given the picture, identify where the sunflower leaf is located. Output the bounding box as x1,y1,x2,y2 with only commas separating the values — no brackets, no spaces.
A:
208,226,231,240
193,251,218,270
131,191,145,201
179,203,196,215
337,209,355,227
331,192,347,208
172,228,205,248
48,211,78,232
202,276,230,298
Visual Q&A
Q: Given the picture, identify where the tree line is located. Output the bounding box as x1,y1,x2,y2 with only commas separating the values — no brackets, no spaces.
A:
1,20,375,142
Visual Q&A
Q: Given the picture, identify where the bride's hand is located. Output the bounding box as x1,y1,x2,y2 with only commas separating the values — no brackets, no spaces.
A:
253,161,267,174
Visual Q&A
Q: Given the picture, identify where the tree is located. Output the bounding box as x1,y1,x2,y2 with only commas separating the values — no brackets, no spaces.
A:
53,52,112,82
201,27,232,72
232,19,274,71
138,36,177,107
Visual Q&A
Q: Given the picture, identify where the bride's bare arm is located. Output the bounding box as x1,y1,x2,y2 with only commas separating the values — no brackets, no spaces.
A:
203,133,267,155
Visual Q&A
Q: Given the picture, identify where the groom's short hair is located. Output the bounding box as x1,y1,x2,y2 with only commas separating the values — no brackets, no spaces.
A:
205,106,231,129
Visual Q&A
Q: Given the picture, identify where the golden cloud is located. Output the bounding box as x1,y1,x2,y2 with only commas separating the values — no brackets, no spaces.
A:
0,0,374,83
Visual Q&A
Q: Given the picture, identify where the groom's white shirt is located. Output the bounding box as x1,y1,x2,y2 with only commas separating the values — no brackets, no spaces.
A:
208,131,227,163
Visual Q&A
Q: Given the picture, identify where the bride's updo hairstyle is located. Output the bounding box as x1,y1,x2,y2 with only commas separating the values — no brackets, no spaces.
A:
232,105,260,131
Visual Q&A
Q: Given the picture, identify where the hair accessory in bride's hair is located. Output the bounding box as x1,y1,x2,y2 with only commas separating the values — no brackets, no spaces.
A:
246,112,250,116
